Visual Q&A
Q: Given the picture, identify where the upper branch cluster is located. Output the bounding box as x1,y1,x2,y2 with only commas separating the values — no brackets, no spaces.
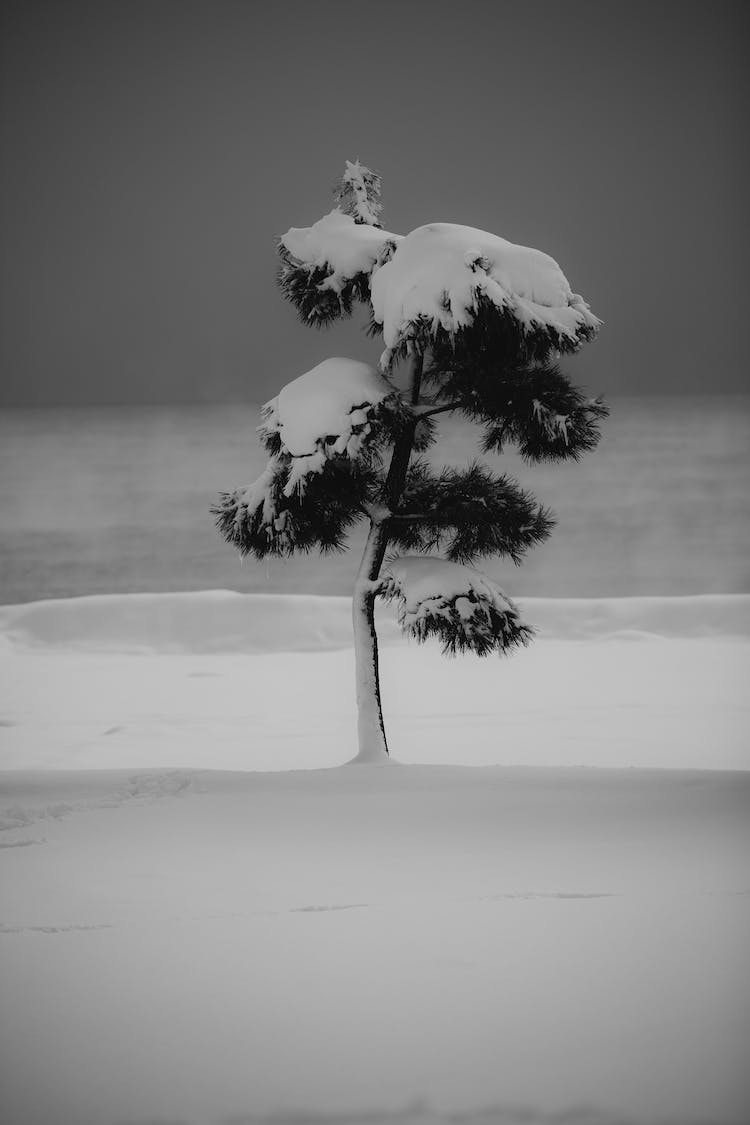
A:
215,160,606,653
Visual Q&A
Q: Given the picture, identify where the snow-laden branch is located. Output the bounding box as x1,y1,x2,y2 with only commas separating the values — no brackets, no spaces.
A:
260,358,397,495
277,160,398,327
280,211,399,293
278,212,400,327
382,557,532,656
413,399,464,418
279,173,600,364
213,454,376,560
469,365,609,463
370,223,600,369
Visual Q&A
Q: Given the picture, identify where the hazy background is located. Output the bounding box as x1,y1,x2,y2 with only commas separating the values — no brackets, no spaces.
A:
1,0,748,405
1,1,748,604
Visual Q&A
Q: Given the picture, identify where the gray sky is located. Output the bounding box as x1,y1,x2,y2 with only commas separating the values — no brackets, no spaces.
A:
0,0,747,405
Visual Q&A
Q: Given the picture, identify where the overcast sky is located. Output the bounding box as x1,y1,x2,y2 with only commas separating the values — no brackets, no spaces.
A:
0,0,747,405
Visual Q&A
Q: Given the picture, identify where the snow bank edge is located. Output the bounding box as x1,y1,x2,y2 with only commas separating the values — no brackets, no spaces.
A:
1,590,748,654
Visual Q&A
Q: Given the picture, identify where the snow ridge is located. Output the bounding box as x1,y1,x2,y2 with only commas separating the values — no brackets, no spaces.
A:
3,592,749,655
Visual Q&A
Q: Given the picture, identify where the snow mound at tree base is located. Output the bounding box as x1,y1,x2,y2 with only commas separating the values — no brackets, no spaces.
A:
1,590,748,654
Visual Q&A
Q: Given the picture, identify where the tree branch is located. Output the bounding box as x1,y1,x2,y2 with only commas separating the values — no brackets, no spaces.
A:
414,399,464,418
410,354,424,406
383,353,424,508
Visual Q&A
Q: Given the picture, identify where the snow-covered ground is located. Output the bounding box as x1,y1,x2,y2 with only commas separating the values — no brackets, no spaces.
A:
1,592,749,1125
2,591,748,772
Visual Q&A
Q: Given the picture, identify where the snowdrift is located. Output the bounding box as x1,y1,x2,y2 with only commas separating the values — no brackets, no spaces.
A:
0,591,397,654
1,590,749,654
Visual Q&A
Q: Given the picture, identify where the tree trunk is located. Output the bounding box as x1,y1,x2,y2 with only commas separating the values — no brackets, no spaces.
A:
350,520,390,763
348,353,425,765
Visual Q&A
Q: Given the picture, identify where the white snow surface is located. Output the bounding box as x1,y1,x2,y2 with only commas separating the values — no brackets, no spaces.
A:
280,208,399,287
370,223,600,365
261,358,392,494
2,590,749,654
1,591,748,772
1,766,748,1125
2,591,749,1124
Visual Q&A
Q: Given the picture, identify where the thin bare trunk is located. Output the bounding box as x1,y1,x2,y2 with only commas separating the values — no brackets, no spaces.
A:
350,520,390,763
349,354,424,764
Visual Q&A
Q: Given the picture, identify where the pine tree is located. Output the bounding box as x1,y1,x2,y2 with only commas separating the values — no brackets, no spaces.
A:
214,161,606,764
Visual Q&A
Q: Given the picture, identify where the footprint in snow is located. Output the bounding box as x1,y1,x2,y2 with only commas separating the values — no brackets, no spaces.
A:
0,923,112,935
290,904,368,914
485,892,615,901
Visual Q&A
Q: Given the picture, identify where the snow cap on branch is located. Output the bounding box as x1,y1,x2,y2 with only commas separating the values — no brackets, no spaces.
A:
370,223,600,368
382,557,532,656
280,211,399,292
278,211,400,327
260,357,395,495
278,161,397,327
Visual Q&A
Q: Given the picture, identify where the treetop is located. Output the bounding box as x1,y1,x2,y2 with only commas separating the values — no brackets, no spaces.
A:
278,160,600,369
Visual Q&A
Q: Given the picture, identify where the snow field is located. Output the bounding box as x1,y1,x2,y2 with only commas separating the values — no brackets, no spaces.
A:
1,592,748,773
1,592,748,1124
1,767,748,1125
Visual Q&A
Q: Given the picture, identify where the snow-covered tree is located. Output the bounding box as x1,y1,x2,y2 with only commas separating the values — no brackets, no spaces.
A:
214,161,606,763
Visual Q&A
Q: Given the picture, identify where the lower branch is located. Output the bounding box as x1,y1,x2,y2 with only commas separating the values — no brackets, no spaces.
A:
414,399,463,418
